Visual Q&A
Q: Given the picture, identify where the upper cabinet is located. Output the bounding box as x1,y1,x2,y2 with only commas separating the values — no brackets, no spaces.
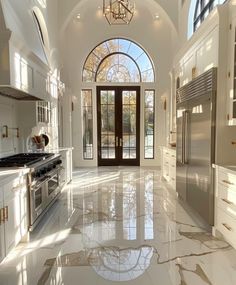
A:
227,17,236,125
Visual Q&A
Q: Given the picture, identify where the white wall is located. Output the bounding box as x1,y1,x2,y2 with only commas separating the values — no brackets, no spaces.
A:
60,0,178,167
0,96,19,157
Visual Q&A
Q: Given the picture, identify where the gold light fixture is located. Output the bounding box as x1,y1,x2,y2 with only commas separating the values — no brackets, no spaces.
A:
103,0,135,25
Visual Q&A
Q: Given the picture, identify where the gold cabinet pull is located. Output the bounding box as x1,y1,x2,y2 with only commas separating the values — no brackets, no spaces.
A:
221,198,234,206
222,180,234,186
0,208,4,225
5,206,8,222
222,223,232,232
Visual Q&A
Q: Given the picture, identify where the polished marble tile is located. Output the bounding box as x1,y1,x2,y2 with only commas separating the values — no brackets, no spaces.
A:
0,167,236,285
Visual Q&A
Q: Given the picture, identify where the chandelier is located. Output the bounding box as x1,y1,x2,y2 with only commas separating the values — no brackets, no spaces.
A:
103,0,135,25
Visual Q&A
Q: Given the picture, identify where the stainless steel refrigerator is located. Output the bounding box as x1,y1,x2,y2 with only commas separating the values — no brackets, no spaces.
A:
176,68,217,226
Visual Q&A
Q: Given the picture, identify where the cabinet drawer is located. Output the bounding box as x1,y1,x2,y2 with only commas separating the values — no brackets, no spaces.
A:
217,185,236,219
216,207,236,248
218,171,236,191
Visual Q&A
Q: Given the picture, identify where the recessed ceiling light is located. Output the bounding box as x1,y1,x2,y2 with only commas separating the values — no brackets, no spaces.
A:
155,14,160,19
76,14,81,20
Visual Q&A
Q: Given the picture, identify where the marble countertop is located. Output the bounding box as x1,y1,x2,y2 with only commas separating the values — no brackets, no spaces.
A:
47,147,74,153
0,168,30,186
215,164,236,173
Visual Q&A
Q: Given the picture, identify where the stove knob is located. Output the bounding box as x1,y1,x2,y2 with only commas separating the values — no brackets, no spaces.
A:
41,168,47,175
56,160,62,165
35,171,41,178
47,164,53,172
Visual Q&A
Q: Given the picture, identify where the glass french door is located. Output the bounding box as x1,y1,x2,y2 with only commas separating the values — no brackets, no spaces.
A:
97,86,140,166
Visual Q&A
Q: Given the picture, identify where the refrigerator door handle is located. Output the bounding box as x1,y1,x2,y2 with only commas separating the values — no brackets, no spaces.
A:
184,111,189,164
181,112,186,164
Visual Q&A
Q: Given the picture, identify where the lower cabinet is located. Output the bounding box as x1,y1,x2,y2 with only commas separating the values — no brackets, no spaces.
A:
214,166,236,249
0,174,28,263
161,147,176,189
60,149,72,187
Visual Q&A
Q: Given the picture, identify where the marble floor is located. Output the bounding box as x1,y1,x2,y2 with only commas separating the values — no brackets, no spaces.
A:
0,167,236,285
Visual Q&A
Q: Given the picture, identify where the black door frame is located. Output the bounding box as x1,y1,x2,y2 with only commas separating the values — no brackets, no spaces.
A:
97,86,140,166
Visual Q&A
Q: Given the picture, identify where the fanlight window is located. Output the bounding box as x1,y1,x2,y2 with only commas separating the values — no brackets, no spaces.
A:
82,39,155,83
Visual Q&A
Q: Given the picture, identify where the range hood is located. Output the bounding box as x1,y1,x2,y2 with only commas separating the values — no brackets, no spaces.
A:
0,4,44,101
0,86,40,101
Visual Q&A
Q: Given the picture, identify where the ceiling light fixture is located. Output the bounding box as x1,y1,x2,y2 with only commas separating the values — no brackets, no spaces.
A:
103,0,135,25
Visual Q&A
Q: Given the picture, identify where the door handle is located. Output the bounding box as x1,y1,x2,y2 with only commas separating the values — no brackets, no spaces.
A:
181,112,185,164
119,138,123,147
116,137,119,147
184,111,189,164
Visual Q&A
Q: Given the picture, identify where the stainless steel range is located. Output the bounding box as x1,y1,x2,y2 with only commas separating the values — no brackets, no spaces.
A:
0,153,63,231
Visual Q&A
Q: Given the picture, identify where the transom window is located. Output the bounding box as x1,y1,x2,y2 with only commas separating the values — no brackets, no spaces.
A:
193,0,226,33
82,38,155,83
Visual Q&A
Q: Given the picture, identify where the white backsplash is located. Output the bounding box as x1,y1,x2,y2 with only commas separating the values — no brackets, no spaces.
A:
0,96,19,158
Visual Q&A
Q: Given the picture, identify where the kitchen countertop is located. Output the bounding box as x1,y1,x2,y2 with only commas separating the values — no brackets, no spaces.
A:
47,147,74,153
0,168,30,186
214,164,236,173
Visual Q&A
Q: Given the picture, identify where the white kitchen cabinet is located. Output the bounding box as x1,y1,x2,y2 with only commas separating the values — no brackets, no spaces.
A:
60,148,73,187
0,174,28,263
161,147,176,190
227,17,236,125
214,165,236,249
0,190,5,263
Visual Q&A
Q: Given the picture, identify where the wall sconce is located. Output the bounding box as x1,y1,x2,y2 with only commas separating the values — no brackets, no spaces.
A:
161,96,167,111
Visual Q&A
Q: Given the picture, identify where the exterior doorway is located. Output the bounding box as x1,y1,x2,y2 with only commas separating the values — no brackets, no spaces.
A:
97,86,140,166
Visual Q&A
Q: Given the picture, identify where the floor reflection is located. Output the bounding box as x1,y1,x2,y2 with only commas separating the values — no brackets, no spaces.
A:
0,167,236,285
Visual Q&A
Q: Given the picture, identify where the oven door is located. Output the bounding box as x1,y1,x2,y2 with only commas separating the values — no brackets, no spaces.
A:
46,169,60,206
30,181,47,225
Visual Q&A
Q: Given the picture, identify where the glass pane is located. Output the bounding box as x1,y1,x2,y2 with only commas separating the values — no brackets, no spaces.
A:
122,91,137,160
102,149,109,159
108,106,115,132
130,135,136,147
123,135,130,147
107,91,115,104
127,43,144,60
109,148,115,159
130,91,137,104
144,90,155,159
101,91,108,104
101,105,108,133
83,39,154,83
97,54,140,83
100,90,116,160
136,52,153,72
141,69,154,82
82,90,93,160
130,149,136,159
123,148,130,159
123,106,130,134
82,69,94,82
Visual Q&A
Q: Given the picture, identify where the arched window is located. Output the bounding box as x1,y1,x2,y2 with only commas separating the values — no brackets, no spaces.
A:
188,0,226,38
82,38,155,83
